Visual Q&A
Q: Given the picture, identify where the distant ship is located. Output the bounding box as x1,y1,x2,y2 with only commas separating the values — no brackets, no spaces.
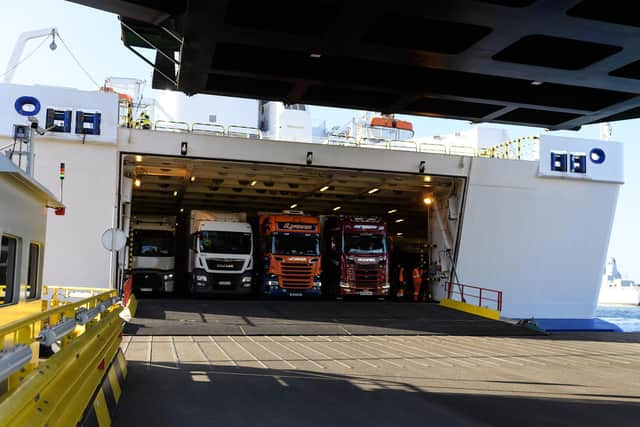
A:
599,258,640,306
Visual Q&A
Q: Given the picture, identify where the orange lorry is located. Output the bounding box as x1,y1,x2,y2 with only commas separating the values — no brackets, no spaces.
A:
258,213,322,297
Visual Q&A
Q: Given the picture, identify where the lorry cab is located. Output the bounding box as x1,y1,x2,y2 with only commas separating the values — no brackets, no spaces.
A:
322,216,390,298
130,216,176,295
259,213,322,297
189,211,253,295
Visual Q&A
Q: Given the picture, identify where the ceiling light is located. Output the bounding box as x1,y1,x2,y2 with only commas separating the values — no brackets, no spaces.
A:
319,185,330,192
135,155,143,163
310,52,322,58
180,208,184,213
250,180,257,186
173,191,178,197
423,197,433,206
387,209,397,214
531,81,543,86
134,179,141,188
395,218,405,223
190,176,196,182
290,203,298,209
423,176,431,182
333,206,341,211
396,232,403,236
367,188,380,194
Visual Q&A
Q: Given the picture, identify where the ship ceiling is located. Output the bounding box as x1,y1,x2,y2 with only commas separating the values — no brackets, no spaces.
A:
123,154,456,239
69,0,640,130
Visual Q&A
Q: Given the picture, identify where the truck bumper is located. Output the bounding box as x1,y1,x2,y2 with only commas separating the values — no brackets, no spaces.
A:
337,286,390,297
262,283,322,298
132,270,175,294
192,271,253,295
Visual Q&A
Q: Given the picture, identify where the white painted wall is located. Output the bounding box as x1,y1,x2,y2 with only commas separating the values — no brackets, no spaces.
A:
456,153,621,319
33,140,117,288
0,83,119,144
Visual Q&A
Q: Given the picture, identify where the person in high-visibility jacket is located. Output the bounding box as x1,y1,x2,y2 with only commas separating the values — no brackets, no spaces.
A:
412,266,423,302
135,112,151,130
396,265,406,299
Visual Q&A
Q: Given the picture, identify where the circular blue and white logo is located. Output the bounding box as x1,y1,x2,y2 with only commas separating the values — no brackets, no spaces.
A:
14,96,41,116
590,148,605,164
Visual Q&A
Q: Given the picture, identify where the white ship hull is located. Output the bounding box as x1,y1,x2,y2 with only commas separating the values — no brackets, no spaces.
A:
598,284,640,306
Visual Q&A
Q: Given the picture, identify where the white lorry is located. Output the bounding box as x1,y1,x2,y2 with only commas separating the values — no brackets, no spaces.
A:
130,215,176,294
188,210,253,295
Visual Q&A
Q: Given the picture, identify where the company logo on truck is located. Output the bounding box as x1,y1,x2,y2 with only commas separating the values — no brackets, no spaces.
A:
278,222,316,231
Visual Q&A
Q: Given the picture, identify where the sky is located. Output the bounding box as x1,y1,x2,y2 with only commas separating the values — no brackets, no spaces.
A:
2,1,639,278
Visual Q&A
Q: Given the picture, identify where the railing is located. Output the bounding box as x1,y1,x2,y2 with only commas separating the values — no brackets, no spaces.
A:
192,122,225,136
136,120,540,161
0,286,122,426
479,136,539,160
446,282,503,312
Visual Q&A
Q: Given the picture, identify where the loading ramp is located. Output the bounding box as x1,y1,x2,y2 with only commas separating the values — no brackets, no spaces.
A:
124,298,540,337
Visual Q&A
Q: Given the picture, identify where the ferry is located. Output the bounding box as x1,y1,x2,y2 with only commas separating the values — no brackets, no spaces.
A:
599,258,640,306
0,78,624,330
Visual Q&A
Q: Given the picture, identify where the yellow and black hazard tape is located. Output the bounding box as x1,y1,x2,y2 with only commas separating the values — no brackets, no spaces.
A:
80,349,128,427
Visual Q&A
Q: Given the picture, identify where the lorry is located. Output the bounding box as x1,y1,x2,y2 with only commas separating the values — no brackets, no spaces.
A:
258,212,322,297
321,216,390,298
188,210,253,295
130,215,176,294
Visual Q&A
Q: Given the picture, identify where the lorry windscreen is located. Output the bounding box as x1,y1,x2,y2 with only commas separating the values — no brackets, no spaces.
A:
133,230,174,256
273,233,320,256
200,231,252,254
344,234,386,254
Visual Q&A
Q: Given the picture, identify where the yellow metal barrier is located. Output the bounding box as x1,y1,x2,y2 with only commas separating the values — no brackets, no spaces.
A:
0,287,122,427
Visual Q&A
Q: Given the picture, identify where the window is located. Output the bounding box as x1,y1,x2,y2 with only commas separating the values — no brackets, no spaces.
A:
344,234,386,254
25,243,40,299
273,233,320,256
133,230,174,257
0,236,18,305
199,231,252,255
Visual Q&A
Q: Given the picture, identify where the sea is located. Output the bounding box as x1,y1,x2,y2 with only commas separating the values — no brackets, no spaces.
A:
596,305,640,332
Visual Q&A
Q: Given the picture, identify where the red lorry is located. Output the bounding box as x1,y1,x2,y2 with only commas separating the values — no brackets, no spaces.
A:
258,213,322,297
322,216,390,298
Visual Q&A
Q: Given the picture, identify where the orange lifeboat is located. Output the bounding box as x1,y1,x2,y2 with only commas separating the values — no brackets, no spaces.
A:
370,116,413,132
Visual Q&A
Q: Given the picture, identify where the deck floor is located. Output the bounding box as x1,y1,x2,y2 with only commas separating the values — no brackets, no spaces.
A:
123,298,540,336
114,332,640,427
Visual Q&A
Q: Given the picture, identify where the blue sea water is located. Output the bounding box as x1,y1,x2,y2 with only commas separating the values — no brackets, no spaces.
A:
596,305,640,332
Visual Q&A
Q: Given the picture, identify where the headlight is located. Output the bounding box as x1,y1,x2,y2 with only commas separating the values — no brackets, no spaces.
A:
196,275,207,282
267,280,279,287
382,283,390,289
339,281,349,288
313,276,322,287
164,274,174,280
242,276,252,283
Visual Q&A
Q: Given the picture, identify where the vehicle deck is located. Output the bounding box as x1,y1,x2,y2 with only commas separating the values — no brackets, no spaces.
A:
123,299,541,337
115,331,640,427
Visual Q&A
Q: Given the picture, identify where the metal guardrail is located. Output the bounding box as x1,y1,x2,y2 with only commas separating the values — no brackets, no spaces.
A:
141,121,539,161
446,282,503,311
0,286,121,426
192,122,225,136
227,125,261,139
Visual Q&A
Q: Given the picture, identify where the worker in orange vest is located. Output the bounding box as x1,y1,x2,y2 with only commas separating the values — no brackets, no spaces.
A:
412,265,423,302
396,265,406,299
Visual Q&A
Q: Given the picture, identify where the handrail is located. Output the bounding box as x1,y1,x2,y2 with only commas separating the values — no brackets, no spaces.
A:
154,120,190,132
226,125,261,139
0,287,119,397
192,122,225,136
446,282,502,312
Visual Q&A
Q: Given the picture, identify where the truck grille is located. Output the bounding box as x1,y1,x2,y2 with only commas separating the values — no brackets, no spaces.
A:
206,259,244,271
281,262,313,289
354,264,379,288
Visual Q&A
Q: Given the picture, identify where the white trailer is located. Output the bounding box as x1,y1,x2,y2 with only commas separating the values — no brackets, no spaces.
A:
130,215,176,294
188,210,253,295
